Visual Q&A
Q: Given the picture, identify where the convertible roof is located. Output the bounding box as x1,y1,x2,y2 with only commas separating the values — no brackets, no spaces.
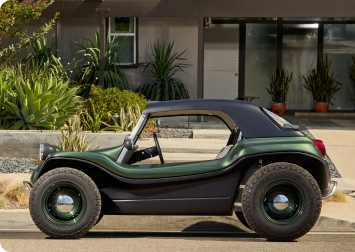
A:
143,99,303,139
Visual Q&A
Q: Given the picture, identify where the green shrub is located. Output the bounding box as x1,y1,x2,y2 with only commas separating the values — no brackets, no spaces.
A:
75,30,129,95
137,41,190,101
81,99,113,132
22,36,69,80
87,85,148,127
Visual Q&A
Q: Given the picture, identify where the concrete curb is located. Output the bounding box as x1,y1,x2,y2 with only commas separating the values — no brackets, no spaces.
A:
0,210,354,233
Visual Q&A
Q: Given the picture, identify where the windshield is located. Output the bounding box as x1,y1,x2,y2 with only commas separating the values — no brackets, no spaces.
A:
129,113,149,144
261,108,297,130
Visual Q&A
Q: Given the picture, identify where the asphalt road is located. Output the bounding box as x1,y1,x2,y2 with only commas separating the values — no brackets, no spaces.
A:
0,231,355,252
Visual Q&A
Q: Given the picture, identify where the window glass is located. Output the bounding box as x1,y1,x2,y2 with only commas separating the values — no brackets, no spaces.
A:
134,116,231,165
245,23,277,108
109,17,136,64
324,24,355,110
262,108,297,130
282,24,318,109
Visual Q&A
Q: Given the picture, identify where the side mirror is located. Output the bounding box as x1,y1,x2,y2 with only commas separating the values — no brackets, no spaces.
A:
124,139,133,150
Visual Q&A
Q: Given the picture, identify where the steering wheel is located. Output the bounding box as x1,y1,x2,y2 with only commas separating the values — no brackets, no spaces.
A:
153,133,164,164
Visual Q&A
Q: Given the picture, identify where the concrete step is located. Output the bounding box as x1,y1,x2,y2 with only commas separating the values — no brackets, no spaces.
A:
193,129,230,139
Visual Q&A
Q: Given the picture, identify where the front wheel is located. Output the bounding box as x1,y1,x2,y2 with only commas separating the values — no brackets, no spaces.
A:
29,168,101,239
241,162,322,241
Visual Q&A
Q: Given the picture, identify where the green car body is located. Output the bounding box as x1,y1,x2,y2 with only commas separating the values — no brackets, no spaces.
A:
24,99,336,241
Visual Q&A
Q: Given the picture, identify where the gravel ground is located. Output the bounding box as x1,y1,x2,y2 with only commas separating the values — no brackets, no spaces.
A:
142,127,193,139
0,157,39,174
0,126,340,178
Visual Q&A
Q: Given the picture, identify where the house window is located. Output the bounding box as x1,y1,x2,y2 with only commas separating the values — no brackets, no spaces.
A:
109,17,136,64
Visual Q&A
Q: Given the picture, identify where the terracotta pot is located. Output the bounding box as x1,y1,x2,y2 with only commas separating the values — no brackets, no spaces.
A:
314,102,328,113
271,103,286,116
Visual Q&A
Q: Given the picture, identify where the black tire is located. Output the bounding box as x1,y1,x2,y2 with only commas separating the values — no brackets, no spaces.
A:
29,168,101,239
241,162,322,241
235,211,251,230
95,214,104,226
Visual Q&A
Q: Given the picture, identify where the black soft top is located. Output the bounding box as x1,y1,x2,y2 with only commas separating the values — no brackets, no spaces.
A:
143,99,303,139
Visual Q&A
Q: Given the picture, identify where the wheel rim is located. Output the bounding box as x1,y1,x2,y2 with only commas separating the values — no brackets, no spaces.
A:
42,181,87,226
260,179,305,225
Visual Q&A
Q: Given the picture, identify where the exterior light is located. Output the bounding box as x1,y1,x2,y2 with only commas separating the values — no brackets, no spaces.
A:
113,113,119,133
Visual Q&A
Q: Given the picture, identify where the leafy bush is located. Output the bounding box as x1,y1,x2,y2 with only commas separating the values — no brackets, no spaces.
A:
81,99,113,132
75,30,129,95
87,85,147,125
0,65,82,130
137,41,190,101
22,36,69,80
267,68,293,103
303,55,342,105
58,116,95,152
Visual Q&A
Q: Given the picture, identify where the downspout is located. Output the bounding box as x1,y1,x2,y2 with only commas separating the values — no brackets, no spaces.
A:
96,8,110,88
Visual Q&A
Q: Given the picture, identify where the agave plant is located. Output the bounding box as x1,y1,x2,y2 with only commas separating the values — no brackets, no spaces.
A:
137,41,190,101
2,71,82,130
303,55,342,105
349,55,355,101
75,30,129,94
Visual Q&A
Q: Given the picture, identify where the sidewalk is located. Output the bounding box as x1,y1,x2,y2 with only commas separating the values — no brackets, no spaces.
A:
1,113,355,232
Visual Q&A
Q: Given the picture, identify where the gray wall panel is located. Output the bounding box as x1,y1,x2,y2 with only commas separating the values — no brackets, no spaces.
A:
57,17,100,65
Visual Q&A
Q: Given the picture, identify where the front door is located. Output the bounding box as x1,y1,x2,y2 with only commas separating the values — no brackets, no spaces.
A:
203,24,239,99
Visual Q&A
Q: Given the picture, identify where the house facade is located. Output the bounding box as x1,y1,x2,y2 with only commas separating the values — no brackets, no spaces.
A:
13,0,355,110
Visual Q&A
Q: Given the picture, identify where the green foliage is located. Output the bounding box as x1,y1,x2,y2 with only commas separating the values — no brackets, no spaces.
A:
22,36,68,80
137,41,190,101
87,85,147,126
303,55,342,105
266,68,293,103
58,116,94,152
81,99,112,133
0,0,58,66
349,55,355,101
119,104,141,132
0,65,82,130
75,30,129,94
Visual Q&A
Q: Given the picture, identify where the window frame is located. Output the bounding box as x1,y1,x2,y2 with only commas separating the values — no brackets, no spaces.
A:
108,17,137,65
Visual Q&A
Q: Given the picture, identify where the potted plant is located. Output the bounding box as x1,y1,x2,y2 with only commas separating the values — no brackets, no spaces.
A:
266,67,293,116
303,55,342,112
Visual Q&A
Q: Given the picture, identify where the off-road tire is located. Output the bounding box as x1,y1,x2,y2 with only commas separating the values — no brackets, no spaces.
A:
29,168,101,239
241,162,322,241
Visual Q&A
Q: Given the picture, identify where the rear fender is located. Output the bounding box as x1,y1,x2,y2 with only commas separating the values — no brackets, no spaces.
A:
234,152,330,212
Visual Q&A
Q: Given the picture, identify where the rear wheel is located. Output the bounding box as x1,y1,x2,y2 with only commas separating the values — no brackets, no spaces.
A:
29,168,101,239
241,162,322,241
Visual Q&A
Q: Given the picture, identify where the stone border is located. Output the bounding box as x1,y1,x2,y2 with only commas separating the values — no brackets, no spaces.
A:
0,131,129,159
